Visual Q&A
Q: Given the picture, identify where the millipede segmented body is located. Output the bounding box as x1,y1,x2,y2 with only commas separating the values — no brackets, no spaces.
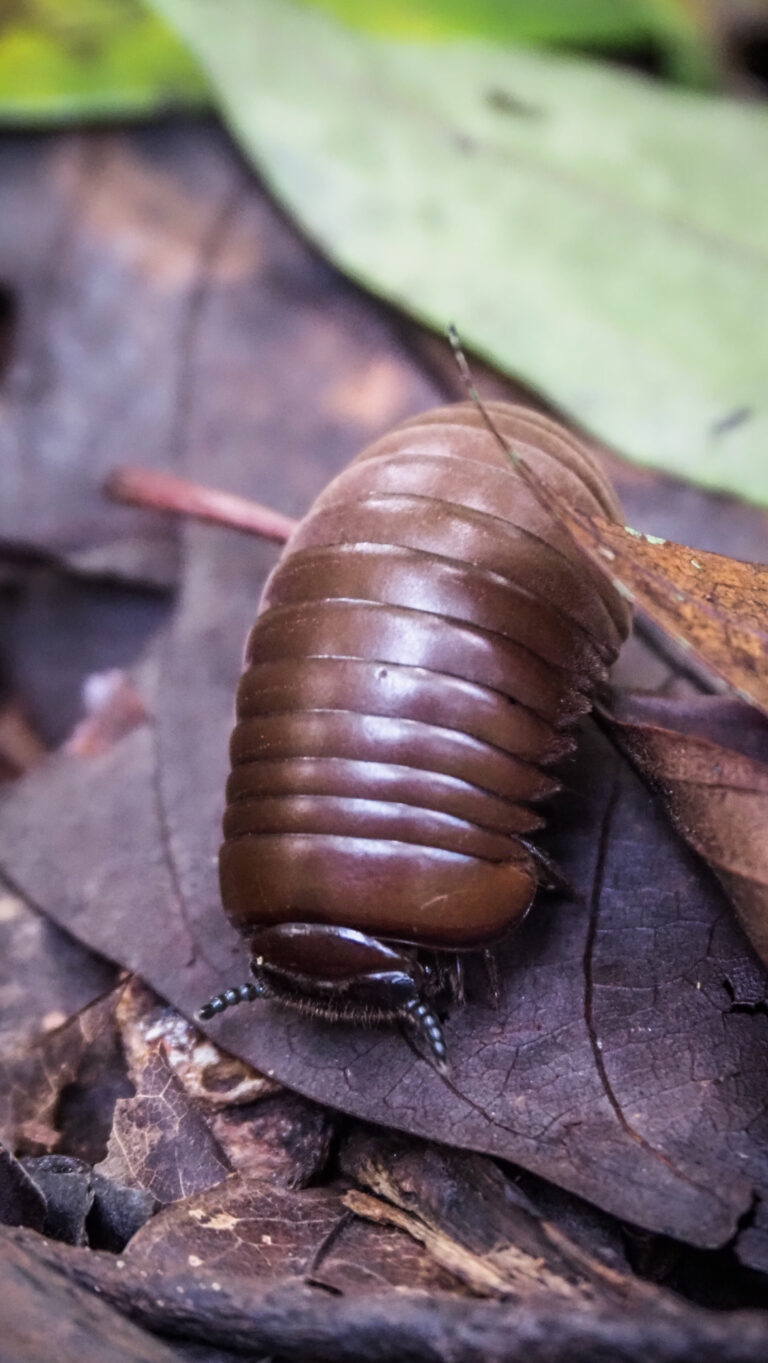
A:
200,402,631,1070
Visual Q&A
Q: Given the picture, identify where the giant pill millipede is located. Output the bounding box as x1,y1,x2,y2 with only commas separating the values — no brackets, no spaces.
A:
199,401,632,1070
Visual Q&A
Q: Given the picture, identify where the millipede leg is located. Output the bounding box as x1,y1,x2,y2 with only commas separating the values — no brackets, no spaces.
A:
198,980,266,1021
450,954,466,1006
482,948,501,1008
519,839,577,898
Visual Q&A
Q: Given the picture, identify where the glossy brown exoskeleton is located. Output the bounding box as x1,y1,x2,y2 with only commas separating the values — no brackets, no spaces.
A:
199,402,631,1071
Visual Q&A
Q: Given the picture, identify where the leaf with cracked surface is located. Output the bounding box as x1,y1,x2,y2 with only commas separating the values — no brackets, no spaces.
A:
3,116,768,1292
3,702,768,1262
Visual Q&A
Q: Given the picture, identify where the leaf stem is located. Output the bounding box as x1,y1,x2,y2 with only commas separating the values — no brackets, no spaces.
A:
104,466,297,544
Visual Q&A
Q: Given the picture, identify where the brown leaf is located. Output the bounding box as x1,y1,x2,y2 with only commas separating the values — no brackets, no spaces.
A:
311,1204,461,1297
575,519,768,713
604,694,768,971
97,978,337,1201
122,1173,454,1296
125,1174,344,1279
113,976,276,1109
207,1089,336,1186
97,1070,228,1208
0,986,129,1160
96,981,230,1206
498,428,768,713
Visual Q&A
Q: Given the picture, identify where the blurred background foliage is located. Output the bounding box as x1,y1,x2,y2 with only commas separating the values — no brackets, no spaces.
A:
299,0,723,86
0,0,762,125
0,0,766,501
3,0,766,125
0,0,205,121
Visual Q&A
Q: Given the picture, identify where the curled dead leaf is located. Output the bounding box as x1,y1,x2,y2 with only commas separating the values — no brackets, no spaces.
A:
458,377,768,717
515,460,768,713
603,694,768,973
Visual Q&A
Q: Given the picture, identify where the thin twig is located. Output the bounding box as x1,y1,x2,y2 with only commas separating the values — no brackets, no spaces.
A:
104,466,297,544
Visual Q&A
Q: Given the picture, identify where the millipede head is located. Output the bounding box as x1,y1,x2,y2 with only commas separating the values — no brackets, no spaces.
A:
198,923,453,1075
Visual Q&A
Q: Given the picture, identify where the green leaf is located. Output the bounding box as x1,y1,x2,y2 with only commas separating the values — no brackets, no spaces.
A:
299,0,657,45
0,0,206,124
153,0,768,503
298,0,719,87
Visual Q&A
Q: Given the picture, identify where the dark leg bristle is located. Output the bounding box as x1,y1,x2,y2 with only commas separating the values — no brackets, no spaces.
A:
482,948,501,1008
450,954,466,1006
198,981,261,1021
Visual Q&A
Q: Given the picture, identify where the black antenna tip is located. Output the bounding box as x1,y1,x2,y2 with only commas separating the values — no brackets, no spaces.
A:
197,980,259,1022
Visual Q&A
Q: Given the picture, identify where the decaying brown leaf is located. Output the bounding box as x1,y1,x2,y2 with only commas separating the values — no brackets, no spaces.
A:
604,694,768,971
97,980,230,1206
113,976,276,1109
123,1172,459,1296
0,986,128,1160
207,1087,336,1185
576,519,767,712
497,416,768,714
112,977,335,1187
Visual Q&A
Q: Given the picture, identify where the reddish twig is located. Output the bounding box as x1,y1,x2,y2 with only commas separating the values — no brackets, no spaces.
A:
104,466,297,544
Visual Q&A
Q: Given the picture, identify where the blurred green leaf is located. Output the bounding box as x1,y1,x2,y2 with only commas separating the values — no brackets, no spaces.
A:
0,0,206,124
299,0,662,44
153,0,768,504
299,0,719,86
